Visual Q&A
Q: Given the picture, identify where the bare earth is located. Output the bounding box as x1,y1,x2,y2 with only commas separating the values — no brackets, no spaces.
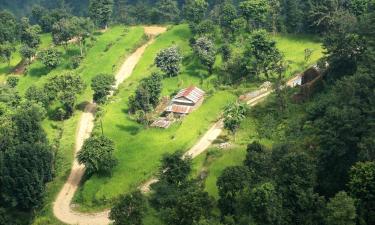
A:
52,26,166,225
139,74,302,192
53,24,301,224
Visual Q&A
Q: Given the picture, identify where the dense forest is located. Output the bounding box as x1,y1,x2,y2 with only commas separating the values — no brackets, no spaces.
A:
0,0,374,225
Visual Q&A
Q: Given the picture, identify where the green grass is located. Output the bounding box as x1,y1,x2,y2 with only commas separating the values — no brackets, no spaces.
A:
73,24,237,210
275,34,323,77
31,26,146,224
72,26,324,211
0,33,51,81
190,34,323,198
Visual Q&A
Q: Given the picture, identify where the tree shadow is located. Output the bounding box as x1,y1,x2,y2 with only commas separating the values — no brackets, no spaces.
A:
76,101,92,111
116,124,141,136
28,66,49,77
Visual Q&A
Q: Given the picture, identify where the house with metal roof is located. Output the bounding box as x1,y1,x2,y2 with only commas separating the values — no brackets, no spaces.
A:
165,86,205,115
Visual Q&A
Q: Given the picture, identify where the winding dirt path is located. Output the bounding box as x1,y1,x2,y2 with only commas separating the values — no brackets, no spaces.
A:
53,26,166,225
140,75,302,192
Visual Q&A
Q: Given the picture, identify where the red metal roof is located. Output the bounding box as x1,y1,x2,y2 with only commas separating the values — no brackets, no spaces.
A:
174,86,205,104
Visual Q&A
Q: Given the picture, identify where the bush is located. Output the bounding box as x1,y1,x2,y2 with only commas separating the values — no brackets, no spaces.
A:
38,48,61,69
6,76,19,88
71,56,83,69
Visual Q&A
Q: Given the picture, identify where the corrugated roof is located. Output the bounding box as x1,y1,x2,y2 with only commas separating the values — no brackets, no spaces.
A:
151,118,172,129
165,104,192,114
173,86,205,104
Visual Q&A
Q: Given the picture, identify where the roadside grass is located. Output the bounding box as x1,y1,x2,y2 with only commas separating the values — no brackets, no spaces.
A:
190,34,323,199
31,26,145,224
73,24,237,211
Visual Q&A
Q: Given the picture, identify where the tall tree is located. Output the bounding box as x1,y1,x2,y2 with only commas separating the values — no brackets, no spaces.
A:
244,29,282,79
155,46,183,77
217,166,252,216
239,0,270,30
325,191,356,225
0,102,53,210
110,191,147,225
89,0,114,29
238,182,283,225
128,73,162,114
91,73,115,104
159,151,192,186
77,135,117,175
193,36,216,74
0,10,18,44
154,0,181,23
348,162,375,225
38,48,62,69
223,101,247,137
183,0,208,30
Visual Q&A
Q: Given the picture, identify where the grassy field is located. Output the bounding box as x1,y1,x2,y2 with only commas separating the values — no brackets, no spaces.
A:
191,32,323,198
73,24,237,210
28,26,146,224
72,25,323,210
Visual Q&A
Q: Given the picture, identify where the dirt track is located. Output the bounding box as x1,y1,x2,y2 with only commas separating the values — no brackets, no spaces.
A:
52,26,166,225
139,74,302,191
53,24,301,224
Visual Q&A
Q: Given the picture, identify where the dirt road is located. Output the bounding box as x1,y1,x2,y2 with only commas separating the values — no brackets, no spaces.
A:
139,74,302,191
53,26,166,225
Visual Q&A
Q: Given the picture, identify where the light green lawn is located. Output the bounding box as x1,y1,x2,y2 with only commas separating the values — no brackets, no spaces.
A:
32,26,146,224
191,34,323,199
74,24,237,210
0,34,51,82
275,34,323,77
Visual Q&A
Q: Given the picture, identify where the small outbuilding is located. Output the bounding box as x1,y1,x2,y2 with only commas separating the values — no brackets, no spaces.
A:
165,86,205,115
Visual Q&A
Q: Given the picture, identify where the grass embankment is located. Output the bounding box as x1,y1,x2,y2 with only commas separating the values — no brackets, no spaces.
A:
73,24,237,211
191,34,323,199
24,26,146,224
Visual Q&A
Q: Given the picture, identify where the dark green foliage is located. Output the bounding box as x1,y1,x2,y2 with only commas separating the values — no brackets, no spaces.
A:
0,42,15,65
89,0,114,28
155,46,183,77
325,191,356,225
195,19,216,39
223,101,247,135
160,183,213,225
159,151,192,185
244,29,283,79
238,182,283,225
6,77,19,88
128,73,162,114
193,36,216,74
154,0,181,23
183,0,208,30
273,148,324,224
0,103,53,210
44,72,86,118
19,18,41,49
0,84,21,107
91,73,115,104
150,150,213,225
38,48,62,69
244,141,272,183
110,191,147,225
25,85,49,107
348,162,375,224
77,135,117,175
239,0,270,30
0,10,18,44
1,142,53,209
217,166,252,216
20,45,37,63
